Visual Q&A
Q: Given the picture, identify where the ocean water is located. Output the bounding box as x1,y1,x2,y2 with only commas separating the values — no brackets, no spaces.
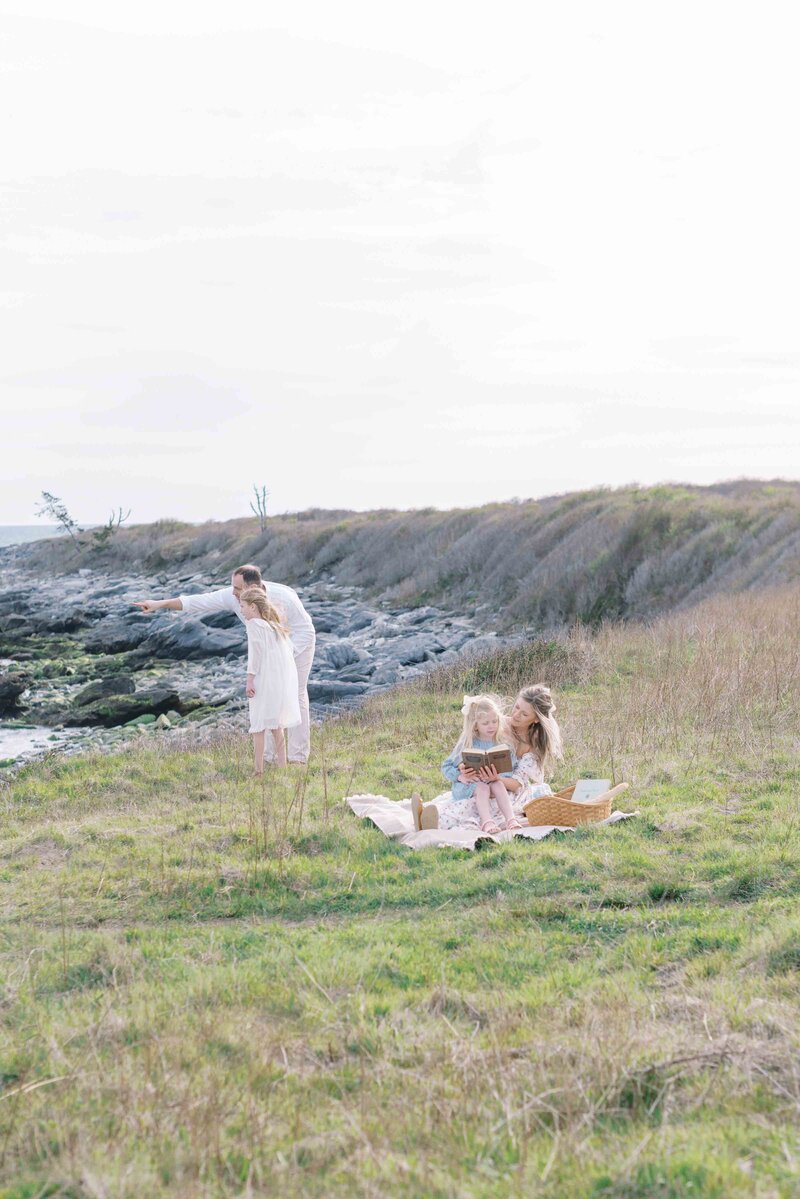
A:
0,724,66,765
0,525,59,547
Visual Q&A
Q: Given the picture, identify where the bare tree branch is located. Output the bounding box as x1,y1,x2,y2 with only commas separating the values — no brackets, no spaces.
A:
249,484,270,533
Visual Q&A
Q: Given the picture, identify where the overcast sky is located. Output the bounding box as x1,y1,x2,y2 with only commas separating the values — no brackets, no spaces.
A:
2,1,799,525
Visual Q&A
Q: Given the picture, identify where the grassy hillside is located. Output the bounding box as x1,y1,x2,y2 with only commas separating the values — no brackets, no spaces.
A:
12,480,800,627
1,587,798,1197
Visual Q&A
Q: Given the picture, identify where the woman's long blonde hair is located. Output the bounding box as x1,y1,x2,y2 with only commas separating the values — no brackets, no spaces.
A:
240,587,289,637
458,694,509,750
510,684,563,774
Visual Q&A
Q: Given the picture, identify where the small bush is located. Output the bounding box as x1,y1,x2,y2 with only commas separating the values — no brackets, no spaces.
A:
648,882,691,903
765,935,800,975
723,873,771,902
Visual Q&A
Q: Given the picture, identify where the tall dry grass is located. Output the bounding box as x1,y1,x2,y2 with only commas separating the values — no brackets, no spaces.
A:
417,585,800,784
10,482,800,629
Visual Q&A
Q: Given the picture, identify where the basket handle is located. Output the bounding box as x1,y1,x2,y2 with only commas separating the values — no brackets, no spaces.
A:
593,782,629,803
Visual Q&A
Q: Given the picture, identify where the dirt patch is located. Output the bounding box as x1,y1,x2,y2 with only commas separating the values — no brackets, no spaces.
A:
655,807,704,832
14,837,69,868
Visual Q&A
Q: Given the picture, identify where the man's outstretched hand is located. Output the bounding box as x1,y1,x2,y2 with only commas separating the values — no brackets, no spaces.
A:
134,598,182,614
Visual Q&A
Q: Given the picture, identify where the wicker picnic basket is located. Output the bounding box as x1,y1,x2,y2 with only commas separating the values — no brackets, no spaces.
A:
523,782,629,828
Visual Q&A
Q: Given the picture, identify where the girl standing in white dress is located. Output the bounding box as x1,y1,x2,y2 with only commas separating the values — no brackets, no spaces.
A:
240,587,301,774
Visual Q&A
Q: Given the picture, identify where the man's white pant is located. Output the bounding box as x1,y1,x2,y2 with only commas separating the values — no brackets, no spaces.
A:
264,636,315,764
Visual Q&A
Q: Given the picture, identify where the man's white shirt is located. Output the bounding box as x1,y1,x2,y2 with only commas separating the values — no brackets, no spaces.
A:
178,583,315,653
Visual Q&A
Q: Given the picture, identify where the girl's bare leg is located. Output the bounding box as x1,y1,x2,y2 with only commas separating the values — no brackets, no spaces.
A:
253,731,265,775
489,780,521,827
271,728,287,768
474,783,499,831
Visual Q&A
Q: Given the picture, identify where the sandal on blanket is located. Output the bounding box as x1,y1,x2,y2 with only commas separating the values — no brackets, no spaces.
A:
505,817,524,831
411,793,439,831
480,820,501,835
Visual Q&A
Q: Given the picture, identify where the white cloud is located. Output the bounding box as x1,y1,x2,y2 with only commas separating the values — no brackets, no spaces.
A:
0,2,798,523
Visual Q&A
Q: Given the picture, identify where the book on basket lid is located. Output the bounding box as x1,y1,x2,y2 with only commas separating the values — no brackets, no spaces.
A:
571,779,611,804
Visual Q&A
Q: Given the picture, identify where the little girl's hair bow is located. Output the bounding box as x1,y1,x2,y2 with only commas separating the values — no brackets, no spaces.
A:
460,694,481,716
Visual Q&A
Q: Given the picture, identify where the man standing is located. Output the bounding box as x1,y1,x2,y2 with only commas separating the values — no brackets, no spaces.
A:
135,564,316,764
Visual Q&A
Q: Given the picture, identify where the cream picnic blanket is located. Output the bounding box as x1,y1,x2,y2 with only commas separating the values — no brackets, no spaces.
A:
345,791,639,851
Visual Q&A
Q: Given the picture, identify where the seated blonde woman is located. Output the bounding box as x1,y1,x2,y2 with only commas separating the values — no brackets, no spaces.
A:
502,683,563,815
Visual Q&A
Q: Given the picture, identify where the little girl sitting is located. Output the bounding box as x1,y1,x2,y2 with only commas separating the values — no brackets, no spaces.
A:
240,587,301,774
441,694,524,833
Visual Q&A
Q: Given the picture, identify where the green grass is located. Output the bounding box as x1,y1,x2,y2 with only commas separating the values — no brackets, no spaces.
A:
1,596,799,1197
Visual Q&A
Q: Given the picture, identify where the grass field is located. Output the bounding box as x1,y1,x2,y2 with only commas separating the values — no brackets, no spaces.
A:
1,589,798,1198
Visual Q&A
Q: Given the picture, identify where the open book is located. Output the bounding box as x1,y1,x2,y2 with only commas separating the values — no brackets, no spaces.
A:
461,745,514,774
571,779,611,803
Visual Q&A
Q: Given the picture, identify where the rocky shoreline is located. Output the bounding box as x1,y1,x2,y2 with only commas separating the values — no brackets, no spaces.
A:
0,560,510,768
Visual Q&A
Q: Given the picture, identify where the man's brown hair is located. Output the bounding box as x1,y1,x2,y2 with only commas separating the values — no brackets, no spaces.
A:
234,564,263,586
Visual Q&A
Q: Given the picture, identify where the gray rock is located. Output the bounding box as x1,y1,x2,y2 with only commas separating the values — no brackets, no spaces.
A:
0,589,32,617
325,641,365,670
37,607,105,634
93,581,134,598
304,606,345,634
406,606,444,625
0,671,32,713
83,614,155,654
344,610,374,634
307,680,370,703
201,611,240,630
446,629,476,651
134,619,246,661
65,686,197,727
370,664,399,686
388,632,445,665
459,634,502,658
338,660,376,682
434,649,460,667
308,616,336,633
370,619,403,639
0,614,35,636
72,675,136,707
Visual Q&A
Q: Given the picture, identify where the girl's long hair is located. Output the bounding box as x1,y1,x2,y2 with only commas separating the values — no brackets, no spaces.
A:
458,694,507,750
511,684,563,774
240,587,289,638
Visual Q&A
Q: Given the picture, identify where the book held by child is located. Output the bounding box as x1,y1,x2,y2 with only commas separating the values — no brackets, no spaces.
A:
461,745,514,773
